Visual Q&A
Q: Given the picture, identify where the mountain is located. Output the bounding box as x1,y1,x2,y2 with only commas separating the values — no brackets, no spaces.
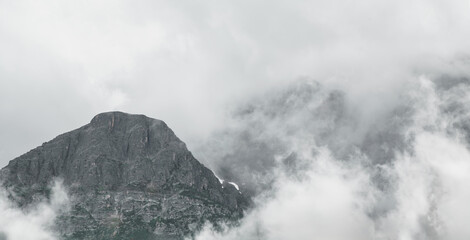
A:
0,112,248,239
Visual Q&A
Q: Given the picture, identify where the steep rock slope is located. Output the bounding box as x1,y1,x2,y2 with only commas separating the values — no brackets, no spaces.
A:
0,112,247,239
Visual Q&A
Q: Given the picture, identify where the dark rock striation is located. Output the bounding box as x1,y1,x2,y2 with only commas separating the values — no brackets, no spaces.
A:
0,112,248,239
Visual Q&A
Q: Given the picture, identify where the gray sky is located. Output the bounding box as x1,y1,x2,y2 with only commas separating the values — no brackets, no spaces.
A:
1,0,470,168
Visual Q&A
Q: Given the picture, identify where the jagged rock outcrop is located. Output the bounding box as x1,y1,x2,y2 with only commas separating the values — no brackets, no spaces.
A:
0,112,248,239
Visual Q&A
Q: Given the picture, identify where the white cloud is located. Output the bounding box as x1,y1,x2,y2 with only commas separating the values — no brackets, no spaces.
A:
192,150,376,240
192,76,470,239
0,179,70,240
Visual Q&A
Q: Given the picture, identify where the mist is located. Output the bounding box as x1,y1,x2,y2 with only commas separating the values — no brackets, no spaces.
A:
1,0,470,239
190,74,470,240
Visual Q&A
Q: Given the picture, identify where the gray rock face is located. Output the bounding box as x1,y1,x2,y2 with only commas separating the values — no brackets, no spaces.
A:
0,112,247,239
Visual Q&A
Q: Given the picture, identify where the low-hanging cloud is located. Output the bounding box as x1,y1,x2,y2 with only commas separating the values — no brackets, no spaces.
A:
0,180,70,240
191,75,470,239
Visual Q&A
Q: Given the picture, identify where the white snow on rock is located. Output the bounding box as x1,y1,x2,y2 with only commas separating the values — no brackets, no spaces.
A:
213,172,241,193
228,182,240,191
214,173,224,188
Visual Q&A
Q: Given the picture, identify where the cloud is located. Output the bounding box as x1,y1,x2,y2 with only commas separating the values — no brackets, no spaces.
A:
0,179,70,240
192,150,376,240
2,0,470,167
191,74,470,239
1,1,470,239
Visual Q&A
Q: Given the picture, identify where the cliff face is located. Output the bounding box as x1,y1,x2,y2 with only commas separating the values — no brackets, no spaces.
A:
0,112,247,239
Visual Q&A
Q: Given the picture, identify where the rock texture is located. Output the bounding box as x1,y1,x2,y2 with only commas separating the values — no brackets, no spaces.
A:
0,112,248,239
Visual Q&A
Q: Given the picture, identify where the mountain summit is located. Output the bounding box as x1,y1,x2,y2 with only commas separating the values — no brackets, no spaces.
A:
0,112,247,239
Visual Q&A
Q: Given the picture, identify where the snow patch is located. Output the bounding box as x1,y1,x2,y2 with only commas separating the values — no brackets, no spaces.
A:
228,182,240,191
213,172,241,192
214,173,225,188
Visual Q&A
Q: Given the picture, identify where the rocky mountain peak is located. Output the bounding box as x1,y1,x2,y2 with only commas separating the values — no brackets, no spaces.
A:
0,112,247,239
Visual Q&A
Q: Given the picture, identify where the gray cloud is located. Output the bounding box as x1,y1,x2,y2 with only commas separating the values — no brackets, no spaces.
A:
2,0,470,166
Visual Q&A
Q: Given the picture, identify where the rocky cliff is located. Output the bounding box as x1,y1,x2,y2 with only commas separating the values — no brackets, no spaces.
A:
0,112,247,239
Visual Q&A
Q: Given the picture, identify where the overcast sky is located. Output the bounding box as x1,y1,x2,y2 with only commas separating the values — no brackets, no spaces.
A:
1,0,470,168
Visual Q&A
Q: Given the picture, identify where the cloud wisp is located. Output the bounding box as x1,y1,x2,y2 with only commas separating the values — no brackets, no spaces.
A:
0,180,70,240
